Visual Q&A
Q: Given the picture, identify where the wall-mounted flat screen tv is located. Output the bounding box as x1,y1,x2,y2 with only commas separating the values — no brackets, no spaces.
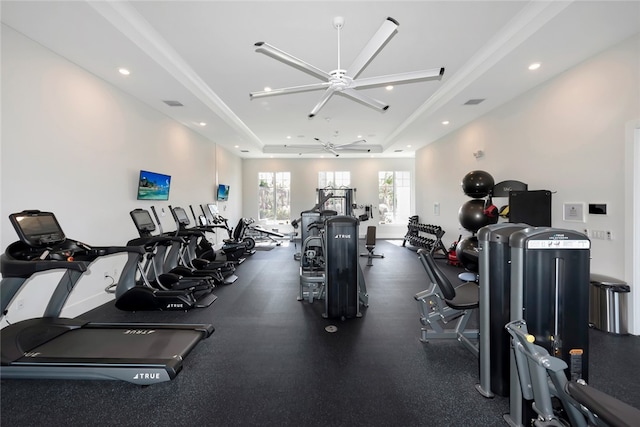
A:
217,184,230,201
137,170,171,201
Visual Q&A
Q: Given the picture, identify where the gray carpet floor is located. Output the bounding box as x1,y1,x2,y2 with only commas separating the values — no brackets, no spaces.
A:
1,238,639,426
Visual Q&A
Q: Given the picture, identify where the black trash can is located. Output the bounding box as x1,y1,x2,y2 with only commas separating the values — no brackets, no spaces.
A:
589,273,630,335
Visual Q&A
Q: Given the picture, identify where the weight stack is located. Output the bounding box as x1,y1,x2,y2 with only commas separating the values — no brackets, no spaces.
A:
324,216,360,320
505,228,590,427
300,211,321,243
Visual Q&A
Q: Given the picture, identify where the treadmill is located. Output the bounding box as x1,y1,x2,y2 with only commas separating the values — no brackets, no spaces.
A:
0,210,214,385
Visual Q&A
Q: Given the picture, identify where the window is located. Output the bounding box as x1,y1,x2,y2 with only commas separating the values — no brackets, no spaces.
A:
378,171,411,224
318,171,350,189
318,171,351,214
258,172,290,222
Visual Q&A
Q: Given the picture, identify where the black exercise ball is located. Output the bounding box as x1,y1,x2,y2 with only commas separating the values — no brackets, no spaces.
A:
461,170,495,198
456,236,479,272
458,199,499,232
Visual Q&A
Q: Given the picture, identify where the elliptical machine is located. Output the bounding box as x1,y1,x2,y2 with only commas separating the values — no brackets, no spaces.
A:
113,209,217,311
169,206,238,284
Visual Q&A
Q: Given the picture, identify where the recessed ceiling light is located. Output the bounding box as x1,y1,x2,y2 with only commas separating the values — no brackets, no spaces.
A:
286,135,292,139
264,87,272,92
406,145,412,148
385,85,393,91
357,134,362,138
199,122,207,126
442,120,450,125
118,68,130,76
528,62,541,71
234,145,240,148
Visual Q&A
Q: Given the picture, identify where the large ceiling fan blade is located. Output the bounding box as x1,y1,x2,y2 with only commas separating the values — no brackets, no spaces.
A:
346,17,399,80
263,145,322,154
255,42,331,81
250,82,330,99
336,145,383,153
308,88,336,118
352,68,445,89
335,139,366,149
340,88,388,111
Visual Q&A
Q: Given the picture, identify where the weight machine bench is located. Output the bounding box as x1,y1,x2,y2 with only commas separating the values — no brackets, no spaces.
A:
360,226,384,266
414,250,479,356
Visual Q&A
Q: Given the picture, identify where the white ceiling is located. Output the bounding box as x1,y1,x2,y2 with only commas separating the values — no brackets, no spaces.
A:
2,1,639,158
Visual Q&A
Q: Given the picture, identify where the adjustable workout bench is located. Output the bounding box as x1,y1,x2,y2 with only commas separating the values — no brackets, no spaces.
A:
360,226,384,266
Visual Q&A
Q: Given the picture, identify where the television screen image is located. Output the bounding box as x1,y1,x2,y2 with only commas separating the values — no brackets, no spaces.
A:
137,170,171,201
217,184,229,201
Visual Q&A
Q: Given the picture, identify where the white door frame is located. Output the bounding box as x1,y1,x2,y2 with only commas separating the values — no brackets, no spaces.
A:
625,120,640,335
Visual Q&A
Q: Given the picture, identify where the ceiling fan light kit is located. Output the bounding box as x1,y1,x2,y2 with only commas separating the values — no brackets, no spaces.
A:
250,16,445,118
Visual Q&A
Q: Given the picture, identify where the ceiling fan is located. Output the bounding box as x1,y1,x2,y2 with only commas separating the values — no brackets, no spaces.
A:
263,137,383,157
250,16,445,118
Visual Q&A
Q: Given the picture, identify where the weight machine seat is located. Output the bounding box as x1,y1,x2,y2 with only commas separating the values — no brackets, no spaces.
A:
567,380,640,427
360,226,383,265
421,249,478,311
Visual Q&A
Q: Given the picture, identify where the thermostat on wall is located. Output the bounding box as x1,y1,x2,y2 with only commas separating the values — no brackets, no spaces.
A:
588,204,607,215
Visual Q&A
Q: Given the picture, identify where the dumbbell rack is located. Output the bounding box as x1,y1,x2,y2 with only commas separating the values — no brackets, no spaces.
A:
402,216,448,257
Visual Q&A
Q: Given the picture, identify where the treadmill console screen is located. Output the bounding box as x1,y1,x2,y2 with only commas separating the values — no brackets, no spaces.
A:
173,207,190,226
9,211,66,247
130,210,156,233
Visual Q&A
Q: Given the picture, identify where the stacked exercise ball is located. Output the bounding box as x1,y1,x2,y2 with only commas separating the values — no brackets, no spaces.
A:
460,170,495,199
456,170,498,272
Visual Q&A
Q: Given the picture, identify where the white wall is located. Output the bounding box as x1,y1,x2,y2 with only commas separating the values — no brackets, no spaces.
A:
0,25,238,323
205,144,243,247
416,34,640,333
241,157,415,239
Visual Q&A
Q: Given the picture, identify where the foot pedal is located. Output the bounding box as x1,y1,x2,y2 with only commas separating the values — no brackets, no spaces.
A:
195,292,218,308
223,274,238,285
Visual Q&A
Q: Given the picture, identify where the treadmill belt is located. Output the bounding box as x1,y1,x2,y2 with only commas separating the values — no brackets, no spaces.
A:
17,327,204,362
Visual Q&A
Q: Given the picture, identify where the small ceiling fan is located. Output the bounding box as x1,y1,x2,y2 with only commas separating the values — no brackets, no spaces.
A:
250,16,445,118
263,137,382,157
